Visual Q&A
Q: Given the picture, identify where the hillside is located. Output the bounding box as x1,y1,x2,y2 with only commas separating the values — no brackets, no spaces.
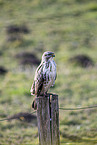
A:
0,0,97,144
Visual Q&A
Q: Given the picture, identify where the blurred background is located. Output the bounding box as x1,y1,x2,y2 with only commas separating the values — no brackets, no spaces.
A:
0,0,97,144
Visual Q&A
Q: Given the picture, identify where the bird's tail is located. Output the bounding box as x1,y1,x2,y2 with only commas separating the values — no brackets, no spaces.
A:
32,98,37,110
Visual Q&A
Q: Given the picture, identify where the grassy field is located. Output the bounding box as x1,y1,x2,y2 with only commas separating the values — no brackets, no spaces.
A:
1,0,97,144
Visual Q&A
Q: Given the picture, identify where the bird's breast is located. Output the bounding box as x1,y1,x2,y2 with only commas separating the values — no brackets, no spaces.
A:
43,60,56,88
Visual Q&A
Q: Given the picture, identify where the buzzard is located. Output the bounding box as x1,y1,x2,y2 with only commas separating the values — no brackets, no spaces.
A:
30,51,56,97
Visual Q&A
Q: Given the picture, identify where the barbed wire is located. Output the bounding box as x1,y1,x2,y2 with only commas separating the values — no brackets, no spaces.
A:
0,110,36,122
59,105,97,111
1,105,97,122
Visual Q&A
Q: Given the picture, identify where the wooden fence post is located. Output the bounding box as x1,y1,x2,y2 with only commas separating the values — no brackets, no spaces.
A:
51,94,60,145
35,93,60,145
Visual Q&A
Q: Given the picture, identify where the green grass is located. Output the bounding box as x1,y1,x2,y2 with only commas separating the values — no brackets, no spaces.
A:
1,0,97,144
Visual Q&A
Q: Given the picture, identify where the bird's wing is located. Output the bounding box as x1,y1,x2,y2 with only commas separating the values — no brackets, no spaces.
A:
30,63,44,96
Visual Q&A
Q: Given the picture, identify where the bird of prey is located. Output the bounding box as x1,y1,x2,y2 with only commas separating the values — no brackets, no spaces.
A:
30,51,56,97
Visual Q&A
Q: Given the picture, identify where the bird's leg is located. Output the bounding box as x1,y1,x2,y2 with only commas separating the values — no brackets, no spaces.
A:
32,97,37,110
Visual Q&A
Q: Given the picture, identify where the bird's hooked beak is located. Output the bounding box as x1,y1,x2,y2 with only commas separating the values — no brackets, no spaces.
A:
52,54,55,57
51,53,55,57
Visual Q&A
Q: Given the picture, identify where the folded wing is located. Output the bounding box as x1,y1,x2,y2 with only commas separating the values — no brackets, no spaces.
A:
30,63,44,96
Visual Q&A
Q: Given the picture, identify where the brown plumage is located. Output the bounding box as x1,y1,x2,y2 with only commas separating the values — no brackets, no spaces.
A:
30,51,56,97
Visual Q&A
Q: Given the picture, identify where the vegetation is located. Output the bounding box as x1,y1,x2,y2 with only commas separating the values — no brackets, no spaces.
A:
0,0,97,144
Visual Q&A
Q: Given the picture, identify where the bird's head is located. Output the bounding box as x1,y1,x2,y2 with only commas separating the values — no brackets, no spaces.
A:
42,51,55,62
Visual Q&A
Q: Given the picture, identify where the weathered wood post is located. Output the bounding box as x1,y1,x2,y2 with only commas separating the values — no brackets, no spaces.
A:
51,94,60,145
35,93,60,145
36,96,51,145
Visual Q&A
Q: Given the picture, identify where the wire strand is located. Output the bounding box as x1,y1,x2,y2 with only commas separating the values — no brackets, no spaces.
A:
59,105,97,111
1,105,97,122
0,110,36,122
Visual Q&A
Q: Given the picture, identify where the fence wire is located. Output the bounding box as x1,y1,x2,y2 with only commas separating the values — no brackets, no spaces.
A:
59,104,97,111
1,104,97,122
0,111,36,122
